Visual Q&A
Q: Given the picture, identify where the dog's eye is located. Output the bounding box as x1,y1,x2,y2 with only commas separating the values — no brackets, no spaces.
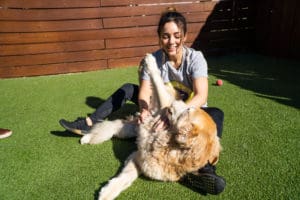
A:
166,108,172,115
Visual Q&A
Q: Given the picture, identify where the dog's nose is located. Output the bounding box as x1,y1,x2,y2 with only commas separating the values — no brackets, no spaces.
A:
166,107,172,115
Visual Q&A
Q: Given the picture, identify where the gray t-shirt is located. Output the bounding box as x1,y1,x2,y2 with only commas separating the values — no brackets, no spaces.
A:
140,46,208,91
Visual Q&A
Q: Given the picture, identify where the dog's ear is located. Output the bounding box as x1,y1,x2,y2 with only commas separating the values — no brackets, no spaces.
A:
189,109,205,135
209,156,219,165
190,123,201,137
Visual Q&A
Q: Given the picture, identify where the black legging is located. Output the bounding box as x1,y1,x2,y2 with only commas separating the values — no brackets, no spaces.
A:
89,83,139,122
89,83,224,138
201,107,224,138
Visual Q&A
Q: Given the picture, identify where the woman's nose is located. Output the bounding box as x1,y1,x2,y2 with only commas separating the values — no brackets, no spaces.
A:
169,35,175,44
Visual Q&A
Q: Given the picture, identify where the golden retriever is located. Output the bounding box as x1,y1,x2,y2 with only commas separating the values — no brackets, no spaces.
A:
80,54,221,200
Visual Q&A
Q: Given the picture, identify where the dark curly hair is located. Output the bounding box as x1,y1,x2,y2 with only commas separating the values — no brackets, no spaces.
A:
157,7,187,37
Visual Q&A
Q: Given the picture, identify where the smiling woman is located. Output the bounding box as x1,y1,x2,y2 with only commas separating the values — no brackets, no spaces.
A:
157,8,187,67
160,21,185,68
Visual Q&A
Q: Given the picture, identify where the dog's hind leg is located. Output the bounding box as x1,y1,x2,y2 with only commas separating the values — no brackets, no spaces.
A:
144,54,174,109
98,152,140,200
81,120,129,145
114,121,137,139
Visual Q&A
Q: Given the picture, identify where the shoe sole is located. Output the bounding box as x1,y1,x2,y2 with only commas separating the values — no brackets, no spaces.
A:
59,120,84,136
0,131,12,139
182,172,226,195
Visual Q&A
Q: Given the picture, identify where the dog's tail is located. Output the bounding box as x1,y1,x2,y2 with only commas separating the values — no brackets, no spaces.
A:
99,152,140,200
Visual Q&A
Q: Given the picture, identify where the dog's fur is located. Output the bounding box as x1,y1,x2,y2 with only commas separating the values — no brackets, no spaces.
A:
80,54,221,200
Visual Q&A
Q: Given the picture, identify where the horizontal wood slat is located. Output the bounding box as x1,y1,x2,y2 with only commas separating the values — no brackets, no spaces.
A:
0,26,157,44
100,0,202,7
0,0,101,8
103,15,160,29
0,60,108,78
106,36,158,49
0,2,217,21
106,33,198,49
103,12,211,28
0,0,260,78
0,19,103,33
0,40,105,56
0,46,157,68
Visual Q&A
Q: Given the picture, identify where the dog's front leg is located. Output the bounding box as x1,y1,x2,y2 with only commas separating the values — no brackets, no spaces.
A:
98,152,140,200
144,54,174,109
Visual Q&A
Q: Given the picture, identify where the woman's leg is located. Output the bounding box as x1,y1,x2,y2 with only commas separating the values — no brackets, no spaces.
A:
181,107,225,195
59,83,139,135
201,107,224,138
89,83,139,123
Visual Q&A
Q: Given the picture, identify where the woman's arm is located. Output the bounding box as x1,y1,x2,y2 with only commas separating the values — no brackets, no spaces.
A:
186,76,208,108
138,79,152,123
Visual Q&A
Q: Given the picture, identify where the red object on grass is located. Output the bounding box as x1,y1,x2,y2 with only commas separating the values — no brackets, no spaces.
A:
216,79,223,86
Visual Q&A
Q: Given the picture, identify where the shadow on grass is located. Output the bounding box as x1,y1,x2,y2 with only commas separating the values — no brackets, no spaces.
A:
207,54,300,109
86,96,104,109
51,130,81,138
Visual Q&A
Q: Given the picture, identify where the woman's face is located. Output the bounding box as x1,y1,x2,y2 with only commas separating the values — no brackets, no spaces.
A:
159,21,186,58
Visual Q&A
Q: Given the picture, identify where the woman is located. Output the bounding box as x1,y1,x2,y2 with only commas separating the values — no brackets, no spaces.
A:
60,8,225,195
138,8,209,131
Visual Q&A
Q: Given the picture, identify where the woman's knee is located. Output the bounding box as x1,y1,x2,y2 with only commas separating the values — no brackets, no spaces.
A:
120,83,135,91
119,83,139,103
202,107,224,138
211,107,224,121
203,107,224,120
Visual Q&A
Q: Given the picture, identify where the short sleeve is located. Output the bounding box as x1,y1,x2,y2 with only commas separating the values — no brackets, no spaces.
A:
189,51,208,78
138,57,150,81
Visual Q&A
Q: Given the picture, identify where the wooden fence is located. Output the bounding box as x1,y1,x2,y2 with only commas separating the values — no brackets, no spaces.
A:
255,0,300,58
0,0,256,78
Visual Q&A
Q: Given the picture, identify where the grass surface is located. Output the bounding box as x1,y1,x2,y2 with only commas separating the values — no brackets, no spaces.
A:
0,54,299,200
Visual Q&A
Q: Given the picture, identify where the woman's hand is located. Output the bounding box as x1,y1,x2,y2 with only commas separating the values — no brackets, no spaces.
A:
153,115,170,131
138,108,169,131
138,109,150,124
153,108,170,131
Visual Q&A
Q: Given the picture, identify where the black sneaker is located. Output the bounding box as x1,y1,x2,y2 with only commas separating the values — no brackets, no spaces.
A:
59,117,92,135
180,164,226,195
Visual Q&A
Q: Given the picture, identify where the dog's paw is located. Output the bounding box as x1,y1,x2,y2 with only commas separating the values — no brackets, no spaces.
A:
144,53,159,74
80,134,91,144
98,186,114,200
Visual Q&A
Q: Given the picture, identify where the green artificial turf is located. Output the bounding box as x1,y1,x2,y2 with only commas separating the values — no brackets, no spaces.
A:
0,54,299,200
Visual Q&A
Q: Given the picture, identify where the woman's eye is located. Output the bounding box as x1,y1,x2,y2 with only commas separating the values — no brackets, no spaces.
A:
174,34,181,39
162,35,169,39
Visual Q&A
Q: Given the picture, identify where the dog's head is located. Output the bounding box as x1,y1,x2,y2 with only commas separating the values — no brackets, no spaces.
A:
166,100,220,165
167,101,220,164
167,101,205,147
